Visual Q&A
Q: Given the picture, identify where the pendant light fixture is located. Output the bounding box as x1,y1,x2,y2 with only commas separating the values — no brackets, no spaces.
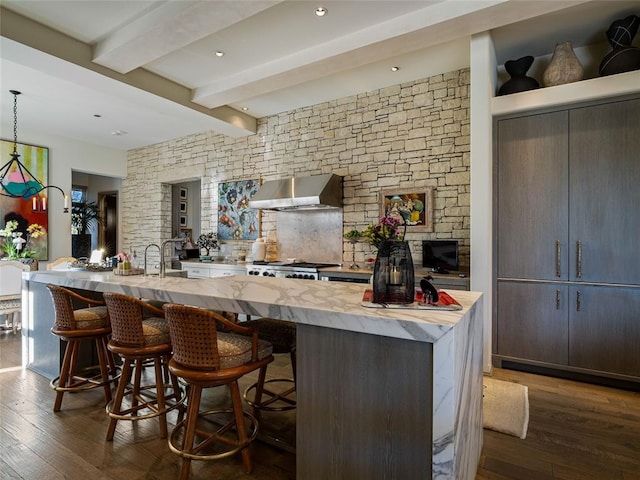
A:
1,90,69,213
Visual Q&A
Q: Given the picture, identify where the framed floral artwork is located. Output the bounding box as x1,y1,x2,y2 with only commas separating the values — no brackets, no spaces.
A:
217,178,261,240
0,139,50,260
380,187,434,232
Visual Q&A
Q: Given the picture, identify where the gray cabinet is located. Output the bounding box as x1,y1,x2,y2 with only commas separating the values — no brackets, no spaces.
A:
496,281,568,365
497,110,569,281
495,97,640,381
569,285,640,377
497,282,640,377
569,100,640,285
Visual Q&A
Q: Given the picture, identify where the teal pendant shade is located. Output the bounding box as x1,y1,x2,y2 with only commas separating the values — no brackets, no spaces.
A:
372,240,415,304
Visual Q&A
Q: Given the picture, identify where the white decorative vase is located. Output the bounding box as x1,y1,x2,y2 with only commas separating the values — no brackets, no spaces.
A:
543,41,583,87
251,238,266,262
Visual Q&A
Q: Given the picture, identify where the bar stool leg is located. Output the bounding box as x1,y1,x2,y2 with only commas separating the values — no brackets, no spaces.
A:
179,384,203,480
251,365,269,419
229,380,253,474
102,337,119,379
68,341,81,385
106,360,133,441
95,337,113,405
54,340,76,412
131,359,143,411
167,356,185,423
153,357,168,438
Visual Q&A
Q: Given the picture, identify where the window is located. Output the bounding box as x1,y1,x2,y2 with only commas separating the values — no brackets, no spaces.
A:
71,185,87,204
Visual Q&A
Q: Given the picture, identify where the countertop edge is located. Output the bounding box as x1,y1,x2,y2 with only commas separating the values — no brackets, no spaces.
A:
25,270,482,344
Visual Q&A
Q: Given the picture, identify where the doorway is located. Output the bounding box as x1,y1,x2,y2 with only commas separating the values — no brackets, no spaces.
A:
98,191,118,258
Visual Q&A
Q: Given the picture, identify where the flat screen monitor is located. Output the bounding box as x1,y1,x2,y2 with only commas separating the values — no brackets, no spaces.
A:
422,240,459,272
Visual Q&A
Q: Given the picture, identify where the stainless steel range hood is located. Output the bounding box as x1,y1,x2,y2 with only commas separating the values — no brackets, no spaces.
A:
249,173,343,211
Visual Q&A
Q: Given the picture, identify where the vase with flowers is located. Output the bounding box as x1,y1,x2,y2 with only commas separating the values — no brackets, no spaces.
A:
197,232,219,261
363,215,414,304
0,220,46,270
362,215,406,250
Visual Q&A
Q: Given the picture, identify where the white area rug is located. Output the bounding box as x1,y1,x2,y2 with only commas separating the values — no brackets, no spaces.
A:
483,377,529,439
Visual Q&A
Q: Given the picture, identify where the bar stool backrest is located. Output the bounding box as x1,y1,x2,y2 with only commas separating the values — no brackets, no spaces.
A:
47,284,78,329
164,304,225,370
103,293,148,346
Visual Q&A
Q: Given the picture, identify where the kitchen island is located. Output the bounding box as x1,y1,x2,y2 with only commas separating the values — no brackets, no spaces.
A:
23,270,483,479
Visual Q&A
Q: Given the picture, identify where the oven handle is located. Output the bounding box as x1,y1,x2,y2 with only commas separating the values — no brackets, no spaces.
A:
321,276,370,284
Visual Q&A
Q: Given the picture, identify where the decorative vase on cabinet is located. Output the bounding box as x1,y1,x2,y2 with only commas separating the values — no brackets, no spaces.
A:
543,41,583,87
498,56,539,96
599,15,640,76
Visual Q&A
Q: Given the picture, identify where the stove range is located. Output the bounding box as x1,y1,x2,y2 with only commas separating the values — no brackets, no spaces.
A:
246,261,340,280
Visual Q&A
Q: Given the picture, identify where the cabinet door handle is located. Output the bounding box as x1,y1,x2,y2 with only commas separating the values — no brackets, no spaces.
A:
555,240,561,277
576,290,581,311
555,289,561,310
576,240,582,278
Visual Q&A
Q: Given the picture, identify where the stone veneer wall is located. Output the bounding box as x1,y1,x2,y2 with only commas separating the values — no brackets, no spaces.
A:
124,68,470,269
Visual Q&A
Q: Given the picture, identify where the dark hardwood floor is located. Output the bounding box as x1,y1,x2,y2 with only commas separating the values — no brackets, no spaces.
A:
1,330,639,479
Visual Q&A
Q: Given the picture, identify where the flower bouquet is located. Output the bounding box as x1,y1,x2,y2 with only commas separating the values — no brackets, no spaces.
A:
361,215,405,250
0,220,47,259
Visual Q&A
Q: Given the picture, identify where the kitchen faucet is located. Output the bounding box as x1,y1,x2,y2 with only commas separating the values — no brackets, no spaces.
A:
144,243,160,277
162,237,186,278
144,238,185,277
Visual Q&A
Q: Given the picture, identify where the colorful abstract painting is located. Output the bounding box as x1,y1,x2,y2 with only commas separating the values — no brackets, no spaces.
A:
217,178,260,240
0,139,49,260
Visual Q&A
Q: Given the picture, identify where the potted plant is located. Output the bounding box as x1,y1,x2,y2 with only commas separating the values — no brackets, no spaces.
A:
71,201,102,258
196,232,218,261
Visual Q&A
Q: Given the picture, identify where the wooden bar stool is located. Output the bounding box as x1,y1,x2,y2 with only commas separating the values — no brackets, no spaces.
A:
163,304,274,480
47,284,119,412
241,318,297,412
102,292,185,441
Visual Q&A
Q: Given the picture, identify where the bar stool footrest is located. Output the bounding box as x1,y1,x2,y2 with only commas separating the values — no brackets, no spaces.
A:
168,408,258,461
49,365,120,393
106,383,186,421
243,378,296,411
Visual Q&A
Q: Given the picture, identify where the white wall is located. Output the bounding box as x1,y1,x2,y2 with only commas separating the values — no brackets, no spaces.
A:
0,123,127,264
470,33,497,374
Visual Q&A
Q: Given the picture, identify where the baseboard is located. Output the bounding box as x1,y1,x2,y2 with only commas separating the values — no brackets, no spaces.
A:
501,360,640,392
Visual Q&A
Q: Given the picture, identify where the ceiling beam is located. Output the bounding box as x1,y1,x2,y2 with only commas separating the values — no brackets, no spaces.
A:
192,0,590,108
93,0,282,74
0,6,257,136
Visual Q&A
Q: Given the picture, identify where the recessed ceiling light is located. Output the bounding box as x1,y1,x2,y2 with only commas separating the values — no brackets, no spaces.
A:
215,51,225,57
242,107,249,111
391,66,400,72
111,130,128,136
314,7,327,16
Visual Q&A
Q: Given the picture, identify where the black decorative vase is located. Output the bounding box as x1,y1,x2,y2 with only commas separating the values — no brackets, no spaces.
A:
71,233,92,259
599,15,640,77
498,56,539,96
372,240,414,305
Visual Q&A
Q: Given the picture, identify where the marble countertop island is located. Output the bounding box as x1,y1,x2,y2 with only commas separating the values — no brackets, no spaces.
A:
23,270,483,479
